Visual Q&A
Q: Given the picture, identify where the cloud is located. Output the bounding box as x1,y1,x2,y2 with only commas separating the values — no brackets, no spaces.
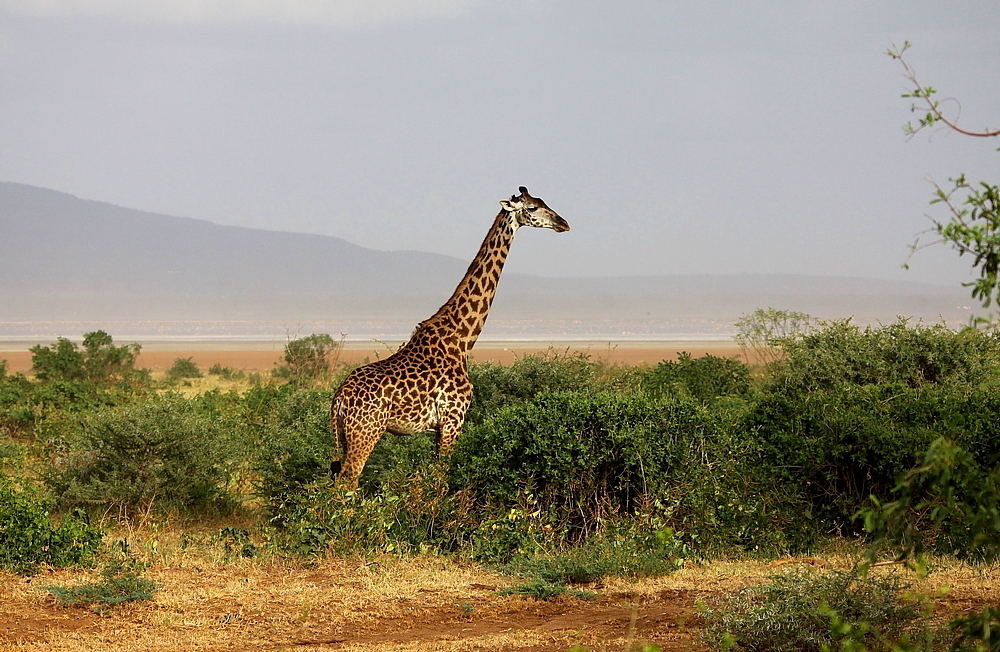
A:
0,0,485,26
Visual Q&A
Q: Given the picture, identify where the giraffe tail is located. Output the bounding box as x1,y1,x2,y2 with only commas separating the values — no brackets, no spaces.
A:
330,396,346,478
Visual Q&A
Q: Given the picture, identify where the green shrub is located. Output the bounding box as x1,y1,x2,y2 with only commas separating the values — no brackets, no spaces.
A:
165,357,202,381
701,569,922,652
452,392,694,536
208,363,245,381
769,318,1000,394
862,437,1000,561
740,319,1000,539
450,389,793,554
453,389,813,555
0,367,32,432
253,388,335,516
0,478,102,574
9,332,152,429
45,395,237,515
30,331,144,388
504,526,687,585
273,333,341,386
466,350,622,426
30,337,85,382
271,469,475,557
747,381,1000,538
25,378,107,413
641,352,751,404
79,331,144,387
43,543,155,607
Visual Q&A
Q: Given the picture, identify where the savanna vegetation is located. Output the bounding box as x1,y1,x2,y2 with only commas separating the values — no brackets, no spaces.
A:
3,314,1000,649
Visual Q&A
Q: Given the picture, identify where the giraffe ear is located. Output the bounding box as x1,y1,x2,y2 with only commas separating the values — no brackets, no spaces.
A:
499,199,517,211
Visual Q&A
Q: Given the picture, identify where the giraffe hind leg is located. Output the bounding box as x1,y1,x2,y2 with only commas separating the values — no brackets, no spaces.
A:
336,419,387,489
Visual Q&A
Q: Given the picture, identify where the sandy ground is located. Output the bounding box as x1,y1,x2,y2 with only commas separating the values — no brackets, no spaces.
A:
0,342,745,374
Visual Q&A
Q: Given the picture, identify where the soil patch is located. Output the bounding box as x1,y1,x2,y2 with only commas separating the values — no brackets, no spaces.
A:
297,588,700,651
0,604,100,644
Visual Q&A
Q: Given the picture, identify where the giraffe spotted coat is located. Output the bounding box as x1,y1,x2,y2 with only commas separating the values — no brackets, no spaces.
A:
330,186,569,486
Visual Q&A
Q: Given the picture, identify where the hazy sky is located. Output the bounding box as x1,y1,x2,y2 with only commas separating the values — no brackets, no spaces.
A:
2,1,998,286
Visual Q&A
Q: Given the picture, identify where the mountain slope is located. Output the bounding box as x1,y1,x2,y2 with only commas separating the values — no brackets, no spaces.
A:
0,181,468,296
1,182,970,326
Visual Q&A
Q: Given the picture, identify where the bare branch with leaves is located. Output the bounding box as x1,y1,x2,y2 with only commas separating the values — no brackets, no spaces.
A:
888,40,1000,139
891,42,1000,326
734,307,812,366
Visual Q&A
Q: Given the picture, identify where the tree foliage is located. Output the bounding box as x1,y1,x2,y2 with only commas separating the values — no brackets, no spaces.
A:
734,307,812,365
842,43,1000,651
890,42,1000,324
641,351,750,405
273,333,343,386
45,395,236,515
0,477,102,574
29,330,142,387
862,437,1000,564
165,357,202,382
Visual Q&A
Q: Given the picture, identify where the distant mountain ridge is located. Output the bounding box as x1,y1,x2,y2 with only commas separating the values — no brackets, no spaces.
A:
0,181,971,327
0,181,467,295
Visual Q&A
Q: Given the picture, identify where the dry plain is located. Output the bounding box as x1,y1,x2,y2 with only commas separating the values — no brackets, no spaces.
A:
0,341,746,374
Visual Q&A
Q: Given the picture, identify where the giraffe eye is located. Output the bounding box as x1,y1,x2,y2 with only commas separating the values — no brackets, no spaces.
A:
527,207,538,212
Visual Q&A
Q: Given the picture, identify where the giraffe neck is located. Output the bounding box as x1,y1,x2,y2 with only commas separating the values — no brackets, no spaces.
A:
422,210,516,354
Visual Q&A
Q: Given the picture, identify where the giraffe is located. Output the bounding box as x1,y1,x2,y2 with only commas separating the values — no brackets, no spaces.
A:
330,186,570,486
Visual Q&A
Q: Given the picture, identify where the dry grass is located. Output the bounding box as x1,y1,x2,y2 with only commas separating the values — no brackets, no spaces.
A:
0,549,682,651
157,372,265,397
3,525,999,652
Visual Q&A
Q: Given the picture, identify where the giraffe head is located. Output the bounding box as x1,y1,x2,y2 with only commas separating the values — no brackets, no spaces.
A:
499,186,570,232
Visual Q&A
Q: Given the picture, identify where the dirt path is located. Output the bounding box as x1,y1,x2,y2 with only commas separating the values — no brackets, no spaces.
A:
1,587,702,651
296,589,700,651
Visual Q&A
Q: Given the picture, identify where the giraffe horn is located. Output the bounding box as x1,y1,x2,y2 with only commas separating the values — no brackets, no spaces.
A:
518,186,530,196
